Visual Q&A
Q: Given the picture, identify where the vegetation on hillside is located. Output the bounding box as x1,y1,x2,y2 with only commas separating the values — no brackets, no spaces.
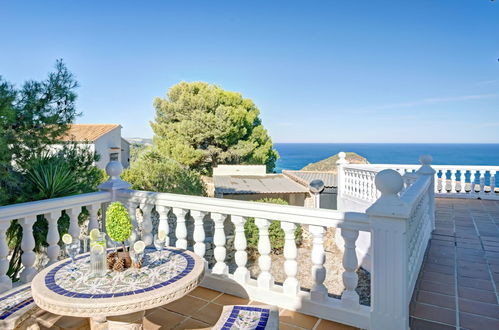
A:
301,152,369,172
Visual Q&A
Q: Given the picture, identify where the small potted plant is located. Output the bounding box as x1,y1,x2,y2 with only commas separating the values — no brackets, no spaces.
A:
105,201,133,271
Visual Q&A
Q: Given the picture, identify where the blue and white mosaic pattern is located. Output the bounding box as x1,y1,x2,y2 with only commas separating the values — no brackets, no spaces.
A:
222,306,270,330
44,248,195,298
0,286,33,320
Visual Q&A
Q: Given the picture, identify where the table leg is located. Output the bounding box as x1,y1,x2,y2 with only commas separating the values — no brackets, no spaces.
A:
106,311,145,330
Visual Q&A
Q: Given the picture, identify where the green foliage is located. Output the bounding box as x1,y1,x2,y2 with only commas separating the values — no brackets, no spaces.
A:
244,198,302,253
105,202,133,243
129,143,150,163
151,82,279,174
122,149,206,196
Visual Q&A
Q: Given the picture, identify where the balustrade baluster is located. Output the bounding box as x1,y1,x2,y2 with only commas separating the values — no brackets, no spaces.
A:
211,213,228,275
191,210,208,260
479,170,486,195
281,222,299,295
45,211,61,265
88,203,100,232
140,204,154,246
231,215,249,284
256,218,273,289
469,170,477,194
450,170,457,193
491,171,497,195
440,170,447,193
0,221,12,291
156,205,171,246
341,228,360,308
127,201,139,245
310,225,327,301
434,172,439,193
20,216,37,283
172,208,188,249
460,170,467,193
67,207,81,239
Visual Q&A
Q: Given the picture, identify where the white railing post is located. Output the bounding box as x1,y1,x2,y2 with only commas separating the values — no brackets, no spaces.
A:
211,213,228,275
460,170,467,193
491,171,497,195
156,205,171,246
469,170,477,195
172,208,188,249
45,211,61,266
67,207,81,240
0,221,12,292
191,210,208,259
310,225,327,301
231,215,249,284
281,221,299,295
256,218,274,289
367,169,410,330
140,203,154,246
479,170,486,195
336,151,349,210
20,215,37,283
417,155,436,229
341,228,360,308
87,203,100,232
450,169,457,193
127,201,139,246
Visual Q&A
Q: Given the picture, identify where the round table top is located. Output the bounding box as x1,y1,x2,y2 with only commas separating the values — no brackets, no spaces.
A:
31,247,205,317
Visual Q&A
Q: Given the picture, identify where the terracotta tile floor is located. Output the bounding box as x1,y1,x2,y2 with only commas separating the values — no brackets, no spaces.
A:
142,286,358,329
410,198,499,330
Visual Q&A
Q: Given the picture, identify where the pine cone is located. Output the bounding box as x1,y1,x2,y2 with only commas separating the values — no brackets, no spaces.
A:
107,253,116,270
113,257,125,272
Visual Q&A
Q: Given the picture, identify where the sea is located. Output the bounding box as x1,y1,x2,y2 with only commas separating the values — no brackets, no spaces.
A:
274,143,499,173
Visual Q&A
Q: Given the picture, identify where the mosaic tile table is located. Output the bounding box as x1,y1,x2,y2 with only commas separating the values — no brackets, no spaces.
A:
31,247,205,329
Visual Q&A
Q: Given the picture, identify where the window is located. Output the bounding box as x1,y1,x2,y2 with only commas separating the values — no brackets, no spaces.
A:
110,152,119,161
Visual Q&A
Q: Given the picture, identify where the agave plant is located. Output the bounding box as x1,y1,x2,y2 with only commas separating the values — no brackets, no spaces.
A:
25,155,80,199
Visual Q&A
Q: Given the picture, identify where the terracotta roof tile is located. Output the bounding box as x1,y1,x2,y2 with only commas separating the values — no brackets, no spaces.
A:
58,124,121,142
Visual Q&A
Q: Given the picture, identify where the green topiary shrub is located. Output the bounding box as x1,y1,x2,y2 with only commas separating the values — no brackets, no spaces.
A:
105,202,133,245
244,198,302,254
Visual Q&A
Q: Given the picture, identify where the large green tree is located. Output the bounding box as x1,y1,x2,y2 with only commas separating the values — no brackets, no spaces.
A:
151,82,279,174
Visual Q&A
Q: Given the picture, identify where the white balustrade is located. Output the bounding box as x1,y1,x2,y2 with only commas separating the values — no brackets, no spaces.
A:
460,170,467,193
172,208,188,249
231,215,249,284
469,170,477,194
450,170,457,193
45,211,60,265
0,222,12,291
281,221,299,295
140,203,154,246
491,171,496,194
341,228,360,308
67,207,81,239
156,205,171,246
127,201,139,245
19,216,37,283
479,170,486,195
211,213,228,275
309,225,327,301
191,210,207,259
256,218,273,289
88,203,100,232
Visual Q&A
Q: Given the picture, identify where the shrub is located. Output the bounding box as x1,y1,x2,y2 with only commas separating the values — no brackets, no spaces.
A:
105,202,133,243
244,198,302,253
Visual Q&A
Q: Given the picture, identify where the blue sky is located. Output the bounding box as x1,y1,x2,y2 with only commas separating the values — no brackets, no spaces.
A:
1,1,498,143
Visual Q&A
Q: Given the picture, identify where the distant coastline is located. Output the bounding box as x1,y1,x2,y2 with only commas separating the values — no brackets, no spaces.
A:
274,143,499,172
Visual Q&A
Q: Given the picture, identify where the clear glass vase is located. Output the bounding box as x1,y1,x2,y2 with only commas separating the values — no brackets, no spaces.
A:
90,233,107,276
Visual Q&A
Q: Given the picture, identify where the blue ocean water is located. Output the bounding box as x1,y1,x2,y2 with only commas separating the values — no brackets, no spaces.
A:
274,143,499,172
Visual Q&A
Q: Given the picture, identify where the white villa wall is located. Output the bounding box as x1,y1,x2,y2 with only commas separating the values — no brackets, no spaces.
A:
93,127,123,169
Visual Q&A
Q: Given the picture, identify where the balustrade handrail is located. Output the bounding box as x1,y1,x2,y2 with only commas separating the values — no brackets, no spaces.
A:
345,163,499,171
0,191,112,222
117,189,370,231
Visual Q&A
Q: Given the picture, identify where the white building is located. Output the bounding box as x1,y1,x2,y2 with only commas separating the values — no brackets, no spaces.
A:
56,124,130,169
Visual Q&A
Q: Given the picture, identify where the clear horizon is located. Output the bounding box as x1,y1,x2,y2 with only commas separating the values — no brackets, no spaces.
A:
1,1,498,143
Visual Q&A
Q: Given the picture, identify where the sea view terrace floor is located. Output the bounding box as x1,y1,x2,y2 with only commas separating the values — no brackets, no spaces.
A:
410,198,499,330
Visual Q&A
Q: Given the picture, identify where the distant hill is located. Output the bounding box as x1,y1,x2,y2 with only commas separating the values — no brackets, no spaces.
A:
125,137,153,145
301,152,369,172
